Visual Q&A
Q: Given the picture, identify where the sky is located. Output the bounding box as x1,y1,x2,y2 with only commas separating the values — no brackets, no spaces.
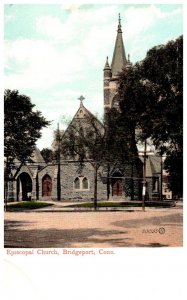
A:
4,3,183,150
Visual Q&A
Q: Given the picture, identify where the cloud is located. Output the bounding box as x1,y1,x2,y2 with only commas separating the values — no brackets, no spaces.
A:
4,4,182,149
120,5,183,63
60,4,82,13
124,5,182,40
4,38,85,90
36,5,118,44
36,16,73,43
4,7,17,24
4,5,119,92
5,4,183,89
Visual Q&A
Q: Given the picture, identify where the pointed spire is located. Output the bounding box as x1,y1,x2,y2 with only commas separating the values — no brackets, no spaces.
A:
118,13,122,33
104,56,111,70
111,14,127,77
126,53,132,69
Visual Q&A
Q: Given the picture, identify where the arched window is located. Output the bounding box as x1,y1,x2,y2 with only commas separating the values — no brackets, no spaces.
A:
80,127,84,136
73,176,90,190
82,177,88,189
74,177,80,189
152,177,159,192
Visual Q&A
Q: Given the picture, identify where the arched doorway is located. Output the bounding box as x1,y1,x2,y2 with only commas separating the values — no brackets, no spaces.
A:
111,172,123,197
17,172,32,201
42,174,52,197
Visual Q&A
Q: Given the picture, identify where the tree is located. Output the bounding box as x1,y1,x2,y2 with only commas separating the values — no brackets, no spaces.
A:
104,107,141,200
4,89,50,162
118,36,183,197
40,148,54,163
4,89,50,207
164,151,183,198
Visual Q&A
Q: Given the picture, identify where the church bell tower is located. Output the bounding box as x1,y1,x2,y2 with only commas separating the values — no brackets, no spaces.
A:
103,14,131,114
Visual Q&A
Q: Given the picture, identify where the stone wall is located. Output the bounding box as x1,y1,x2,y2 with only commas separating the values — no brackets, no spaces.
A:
60,161,107,201
7,158,160,202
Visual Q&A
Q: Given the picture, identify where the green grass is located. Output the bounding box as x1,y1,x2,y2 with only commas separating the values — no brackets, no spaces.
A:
5,201,54,211
66,202,141,208
66,201,175,208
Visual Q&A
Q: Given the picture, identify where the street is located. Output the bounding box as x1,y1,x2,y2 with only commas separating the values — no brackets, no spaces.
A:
4,205,183,248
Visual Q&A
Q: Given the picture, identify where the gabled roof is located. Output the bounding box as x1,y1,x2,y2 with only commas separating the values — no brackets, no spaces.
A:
139,155,161,177
30,147,46,165
61,96,104,139
10,147,45,169
74,99,93,120
149,156,161,174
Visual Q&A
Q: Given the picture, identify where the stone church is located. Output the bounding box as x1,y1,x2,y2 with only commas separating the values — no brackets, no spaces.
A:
7,15,163,202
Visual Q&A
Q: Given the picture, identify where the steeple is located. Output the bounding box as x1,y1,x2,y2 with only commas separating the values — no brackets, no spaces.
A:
104,56,111,70
126,53,132,69
117,12,122,33
111,14,127,78
103,56,112,79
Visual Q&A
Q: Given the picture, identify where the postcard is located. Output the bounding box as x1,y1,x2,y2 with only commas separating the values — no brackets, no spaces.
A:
2,1,186,300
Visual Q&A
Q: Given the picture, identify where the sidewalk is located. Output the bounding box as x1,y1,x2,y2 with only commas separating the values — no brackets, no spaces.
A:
28,200,179,213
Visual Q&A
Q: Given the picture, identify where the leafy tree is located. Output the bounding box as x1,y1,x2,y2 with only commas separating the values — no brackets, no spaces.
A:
118,36,183,197
139,35,183,151
51,128,65,152
104,108,141,200
4,89,50,208
4,89,50,163
40,148,54,163
164,151,183,198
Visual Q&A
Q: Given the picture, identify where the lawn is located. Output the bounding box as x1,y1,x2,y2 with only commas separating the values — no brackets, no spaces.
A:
66,201,175,208
5,201,54,211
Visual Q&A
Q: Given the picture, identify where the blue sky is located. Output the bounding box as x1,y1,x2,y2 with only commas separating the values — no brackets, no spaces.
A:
4,3,183,149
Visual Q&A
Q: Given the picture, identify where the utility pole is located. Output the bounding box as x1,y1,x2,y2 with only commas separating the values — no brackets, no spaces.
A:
142,139,147,211
4,165,8,212
4,157,9,212
160,153,163,201
57,123,61,201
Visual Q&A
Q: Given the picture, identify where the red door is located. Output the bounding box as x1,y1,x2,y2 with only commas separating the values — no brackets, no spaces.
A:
112,179,122,196
42,175,52,196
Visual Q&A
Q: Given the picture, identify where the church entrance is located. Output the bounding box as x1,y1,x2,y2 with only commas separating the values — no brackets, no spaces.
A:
111,172,123,197
17,172,32,201
42,174,52,197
